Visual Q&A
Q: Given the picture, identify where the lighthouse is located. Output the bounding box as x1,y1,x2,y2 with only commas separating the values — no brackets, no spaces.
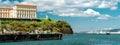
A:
45,15,49,19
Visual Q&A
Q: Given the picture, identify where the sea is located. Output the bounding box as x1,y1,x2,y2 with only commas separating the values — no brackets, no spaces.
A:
0,33,120,45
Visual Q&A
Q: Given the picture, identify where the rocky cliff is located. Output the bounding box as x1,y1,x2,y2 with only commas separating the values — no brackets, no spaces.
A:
1,18,73,34
56,21,73,34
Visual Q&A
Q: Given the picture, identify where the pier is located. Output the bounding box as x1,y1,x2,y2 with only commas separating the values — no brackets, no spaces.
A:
0,34,62,42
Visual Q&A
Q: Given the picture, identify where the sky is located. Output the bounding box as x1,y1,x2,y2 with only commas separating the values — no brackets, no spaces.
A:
1,0,120,33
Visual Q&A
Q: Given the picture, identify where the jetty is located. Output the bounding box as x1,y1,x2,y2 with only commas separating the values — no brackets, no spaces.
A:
0,27,62,42
0,34,62,42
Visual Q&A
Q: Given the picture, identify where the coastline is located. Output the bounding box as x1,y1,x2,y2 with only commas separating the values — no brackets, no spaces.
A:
0,34,62,42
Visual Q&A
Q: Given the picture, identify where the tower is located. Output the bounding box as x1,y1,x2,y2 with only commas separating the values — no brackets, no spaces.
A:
45,15,49,19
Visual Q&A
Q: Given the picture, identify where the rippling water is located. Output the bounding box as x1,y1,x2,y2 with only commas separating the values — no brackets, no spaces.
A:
0,33,120,45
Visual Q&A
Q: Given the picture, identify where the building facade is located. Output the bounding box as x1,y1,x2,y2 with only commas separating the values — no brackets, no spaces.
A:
0,4,37,19
12,4,37,18
0,7,12,18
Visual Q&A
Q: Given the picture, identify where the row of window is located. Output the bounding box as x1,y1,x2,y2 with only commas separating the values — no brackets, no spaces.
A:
17,7,36,10
0,13,9,15
17,13,36,15
0,14,9,18
17,8,36,10
0,10,10,12
17,15,36,18
17,11,36,14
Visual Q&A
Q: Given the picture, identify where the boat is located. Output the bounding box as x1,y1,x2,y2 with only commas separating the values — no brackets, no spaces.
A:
106,32,110,35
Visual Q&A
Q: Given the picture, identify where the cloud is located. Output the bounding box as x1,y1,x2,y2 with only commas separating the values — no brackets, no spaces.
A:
0,0,119,11
19,0,118,19
0,0,20,7
50,8,111,20
49,8,100,17
97,14,111,20
83,9,100,16
1,0,12,6
98,0,117,9
102,28,113,30
0,0,117,19
110,6,118,10
21,0,119,11
98,1,118,10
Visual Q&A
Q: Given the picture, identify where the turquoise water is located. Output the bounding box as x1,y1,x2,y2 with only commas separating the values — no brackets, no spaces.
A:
0,33,120,45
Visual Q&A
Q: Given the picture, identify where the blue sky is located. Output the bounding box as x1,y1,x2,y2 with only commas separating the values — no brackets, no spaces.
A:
1,0,120,33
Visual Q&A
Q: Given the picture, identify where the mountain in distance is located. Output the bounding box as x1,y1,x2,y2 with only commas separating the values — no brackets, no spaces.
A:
84,28,120,34
107,28,120,32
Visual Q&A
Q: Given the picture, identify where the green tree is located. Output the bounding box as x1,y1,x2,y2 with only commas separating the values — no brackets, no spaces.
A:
56,20,73,34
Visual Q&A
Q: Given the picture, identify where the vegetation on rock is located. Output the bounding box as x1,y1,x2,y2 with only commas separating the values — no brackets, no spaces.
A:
0,18,73,34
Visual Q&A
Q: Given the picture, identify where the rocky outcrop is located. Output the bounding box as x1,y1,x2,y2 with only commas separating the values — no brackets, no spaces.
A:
1,19,73,34
56,21,73,34
61,27,73,34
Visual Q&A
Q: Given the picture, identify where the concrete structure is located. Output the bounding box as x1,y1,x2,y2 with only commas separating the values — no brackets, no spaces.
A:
0,4,37,19
86,30,120,34
0,7,13,18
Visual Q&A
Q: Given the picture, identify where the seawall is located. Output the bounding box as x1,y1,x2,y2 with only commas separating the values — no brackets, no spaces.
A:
0,34,62,42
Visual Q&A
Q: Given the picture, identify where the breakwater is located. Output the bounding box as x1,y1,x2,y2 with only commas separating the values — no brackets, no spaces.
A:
0,34,62,42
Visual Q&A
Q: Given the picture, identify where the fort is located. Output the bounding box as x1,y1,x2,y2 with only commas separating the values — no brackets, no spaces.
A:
0,4,63,42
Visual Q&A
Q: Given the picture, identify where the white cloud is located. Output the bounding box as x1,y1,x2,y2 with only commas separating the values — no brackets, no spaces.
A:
0,0,11,6
3,0,10,4
97,14,111,20
0,0,118,19
102,28,113,30
14,1,20,4
18,0,119,19
0,0,119,10
20,0,119,11
110,6,118,10
49,8,100,17
98,0,118,10
98,1,111,8
0,0,20,7
83,9,100,16
50,8,111,20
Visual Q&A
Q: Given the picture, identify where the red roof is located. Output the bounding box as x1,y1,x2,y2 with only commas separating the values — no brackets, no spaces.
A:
14,4,36,7
0,7,13,10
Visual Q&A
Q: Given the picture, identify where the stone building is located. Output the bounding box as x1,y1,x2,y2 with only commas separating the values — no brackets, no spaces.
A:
12,4,37,18
0,7,12,18
0,4,39,21
0,4,37,19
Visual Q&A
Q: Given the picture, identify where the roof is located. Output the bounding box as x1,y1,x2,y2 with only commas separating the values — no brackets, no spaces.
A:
0,7,13,10
14,4,36,7
0,18,40,21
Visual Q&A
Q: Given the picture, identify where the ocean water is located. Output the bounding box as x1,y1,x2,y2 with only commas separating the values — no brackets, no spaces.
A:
0,33,120,45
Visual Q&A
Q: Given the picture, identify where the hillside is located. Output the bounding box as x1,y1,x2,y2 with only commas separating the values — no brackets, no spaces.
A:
0,18,73,34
